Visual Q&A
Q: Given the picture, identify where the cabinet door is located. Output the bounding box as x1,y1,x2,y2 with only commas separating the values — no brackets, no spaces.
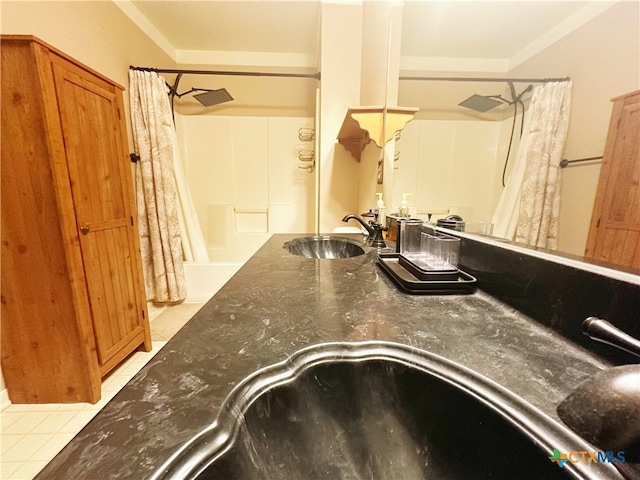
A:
585,91,640,269
51,57,149,370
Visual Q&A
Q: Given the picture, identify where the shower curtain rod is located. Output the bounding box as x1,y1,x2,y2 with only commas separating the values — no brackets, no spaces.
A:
129,66,321,80
399,76,570,83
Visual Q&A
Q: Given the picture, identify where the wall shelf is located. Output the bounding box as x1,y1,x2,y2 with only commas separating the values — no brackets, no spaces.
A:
337,105,418,161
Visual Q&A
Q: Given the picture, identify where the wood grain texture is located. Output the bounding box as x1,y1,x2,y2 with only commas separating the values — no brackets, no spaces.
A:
1,36,150,403
585,90,640,270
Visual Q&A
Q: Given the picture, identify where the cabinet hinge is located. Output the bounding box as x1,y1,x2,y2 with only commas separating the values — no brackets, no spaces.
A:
130,216,134,226
142,310,145,319
117,108,121,120
597,218,601,228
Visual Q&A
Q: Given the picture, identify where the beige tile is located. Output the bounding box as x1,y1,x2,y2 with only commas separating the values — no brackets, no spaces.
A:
150,303,204,341
30,411,78,434
1,411,25,430
0,462,23,479
3,434,55,461
1,412,49,435
1,404,36,413
17,404,63,413
101,374,133,393
1,434,24,454
32,432,76,461
55,403,92,412
114,359,148,378
59,410,99,433
5,460,49,480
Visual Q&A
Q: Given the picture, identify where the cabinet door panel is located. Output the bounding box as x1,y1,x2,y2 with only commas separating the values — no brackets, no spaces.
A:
81,226,144,363
585,92,640,269
51,58,147,366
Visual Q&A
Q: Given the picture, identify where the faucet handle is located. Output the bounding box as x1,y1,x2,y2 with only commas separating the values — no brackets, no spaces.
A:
371,222,387,231
583,317,640,358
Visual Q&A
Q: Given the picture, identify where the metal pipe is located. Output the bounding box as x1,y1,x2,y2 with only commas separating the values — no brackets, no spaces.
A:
559,156,603,168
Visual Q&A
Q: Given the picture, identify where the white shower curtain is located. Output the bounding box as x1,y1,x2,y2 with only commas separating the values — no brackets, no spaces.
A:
492,81,572,250
129,70,208,303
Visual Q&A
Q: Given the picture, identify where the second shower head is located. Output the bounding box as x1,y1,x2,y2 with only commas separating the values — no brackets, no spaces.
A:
458,94,505,113
459,83,534,113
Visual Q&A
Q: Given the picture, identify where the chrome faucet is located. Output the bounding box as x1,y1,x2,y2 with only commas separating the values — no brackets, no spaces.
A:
342,213,387,248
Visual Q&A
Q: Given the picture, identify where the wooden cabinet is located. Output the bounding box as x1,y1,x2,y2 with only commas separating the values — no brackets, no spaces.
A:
1,36,151,403
585,90,640,269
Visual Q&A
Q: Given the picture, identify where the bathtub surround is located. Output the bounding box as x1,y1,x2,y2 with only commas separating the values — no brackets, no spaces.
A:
36,234,639,479
174,114,317,264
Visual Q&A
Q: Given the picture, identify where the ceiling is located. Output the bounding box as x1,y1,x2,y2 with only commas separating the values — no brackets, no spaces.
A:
124,0,614,118
130,0,596,64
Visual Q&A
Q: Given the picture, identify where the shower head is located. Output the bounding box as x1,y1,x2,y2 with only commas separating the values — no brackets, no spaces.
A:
458,94,505,113
192,88,234,107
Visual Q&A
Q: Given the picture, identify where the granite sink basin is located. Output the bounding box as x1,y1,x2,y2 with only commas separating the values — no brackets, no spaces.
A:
283,236,366,259
151,342,622,480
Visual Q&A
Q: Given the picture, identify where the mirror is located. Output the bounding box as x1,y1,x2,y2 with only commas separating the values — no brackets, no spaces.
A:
391,1,640,260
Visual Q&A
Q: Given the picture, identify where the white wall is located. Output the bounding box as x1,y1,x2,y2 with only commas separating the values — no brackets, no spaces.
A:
175,114,315,263
318,3,363,233
393,119,504,226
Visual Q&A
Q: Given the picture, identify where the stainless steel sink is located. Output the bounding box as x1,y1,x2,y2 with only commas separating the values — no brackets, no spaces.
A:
283,236,366,259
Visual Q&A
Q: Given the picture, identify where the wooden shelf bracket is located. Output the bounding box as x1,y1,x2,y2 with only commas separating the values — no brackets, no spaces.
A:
337,105,418,161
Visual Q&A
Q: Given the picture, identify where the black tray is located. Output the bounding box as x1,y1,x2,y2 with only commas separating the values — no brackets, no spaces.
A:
398,255,459,281
378,253,477,295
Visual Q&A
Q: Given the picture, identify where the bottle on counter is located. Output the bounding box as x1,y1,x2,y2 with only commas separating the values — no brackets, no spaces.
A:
376,192,386,225
399,193,412,218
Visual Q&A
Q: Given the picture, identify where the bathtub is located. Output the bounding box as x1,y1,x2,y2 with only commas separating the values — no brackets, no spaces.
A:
151,342,623,480
183,262,243,303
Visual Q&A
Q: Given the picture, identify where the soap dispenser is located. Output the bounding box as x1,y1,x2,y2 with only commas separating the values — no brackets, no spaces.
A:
376,193,386,225
399,193,412,218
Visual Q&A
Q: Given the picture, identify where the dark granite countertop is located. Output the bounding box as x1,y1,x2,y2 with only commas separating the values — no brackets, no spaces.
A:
38,233,617,479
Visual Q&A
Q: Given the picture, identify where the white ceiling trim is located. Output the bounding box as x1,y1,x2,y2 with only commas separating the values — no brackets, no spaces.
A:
508,1,620,70
400,56,509,73
176,50,318,68
113,0,176,60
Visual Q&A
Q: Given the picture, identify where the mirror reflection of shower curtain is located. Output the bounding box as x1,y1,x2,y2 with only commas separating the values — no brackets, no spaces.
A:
129,70,206,303
491,81,572,250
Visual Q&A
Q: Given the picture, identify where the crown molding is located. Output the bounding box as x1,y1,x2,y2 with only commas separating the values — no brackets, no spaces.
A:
112,0,177,60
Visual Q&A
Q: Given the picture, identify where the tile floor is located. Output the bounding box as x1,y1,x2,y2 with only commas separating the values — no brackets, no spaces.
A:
1,302,204,480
